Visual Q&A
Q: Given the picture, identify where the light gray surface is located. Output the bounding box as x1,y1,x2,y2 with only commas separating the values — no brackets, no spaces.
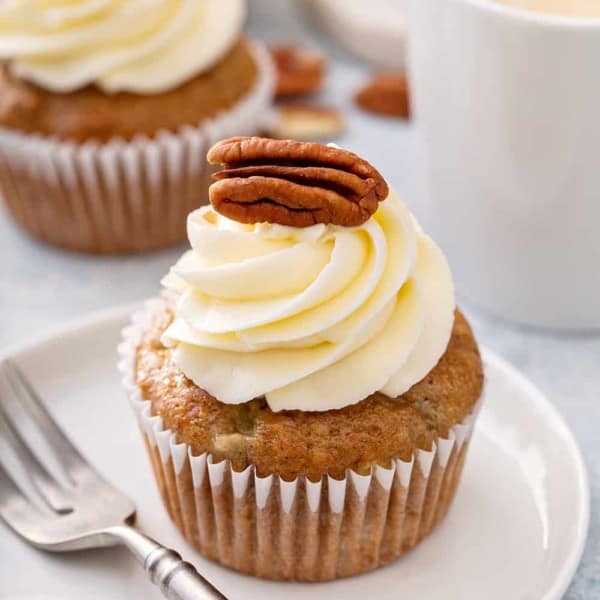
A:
0,2,597,598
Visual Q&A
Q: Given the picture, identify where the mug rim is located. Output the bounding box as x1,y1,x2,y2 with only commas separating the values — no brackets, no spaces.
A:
461,0,600,28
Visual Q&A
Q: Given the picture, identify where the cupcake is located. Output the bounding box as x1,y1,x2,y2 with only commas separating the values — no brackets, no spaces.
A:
119,137,484,581
0,1,274,253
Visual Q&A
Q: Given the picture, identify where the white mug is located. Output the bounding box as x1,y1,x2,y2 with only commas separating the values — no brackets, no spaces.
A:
406,0,600,330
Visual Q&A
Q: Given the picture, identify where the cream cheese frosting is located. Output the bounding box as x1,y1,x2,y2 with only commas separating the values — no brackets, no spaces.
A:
0,0,246,93
161,189,455,412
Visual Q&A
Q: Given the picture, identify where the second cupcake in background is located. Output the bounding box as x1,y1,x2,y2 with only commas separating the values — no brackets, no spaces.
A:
119,137,484,581
0,0,274,253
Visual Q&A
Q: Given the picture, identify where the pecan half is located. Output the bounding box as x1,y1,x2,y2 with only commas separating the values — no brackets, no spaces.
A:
207,137,389,228
355,73,411,118
269,44,326,98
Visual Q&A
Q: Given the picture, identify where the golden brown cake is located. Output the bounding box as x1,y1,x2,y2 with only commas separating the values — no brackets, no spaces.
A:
0,39,258,143
119,137,485,581
136,303,482,481
0,1,274,253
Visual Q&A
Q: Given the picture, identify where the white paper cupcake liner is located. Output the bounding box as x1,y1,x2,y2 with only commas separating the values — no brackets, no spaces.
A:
0,41,275,254
118,299,482,581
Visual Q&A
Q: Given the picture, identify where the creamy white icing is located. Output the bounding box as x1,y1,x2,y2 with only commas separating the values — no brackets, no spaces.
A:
0,0,246,93
161,189,455,412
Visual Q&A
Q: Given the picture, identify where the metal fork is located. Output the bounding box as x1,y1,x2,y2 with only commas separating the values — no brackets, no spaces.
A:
0,359,226,600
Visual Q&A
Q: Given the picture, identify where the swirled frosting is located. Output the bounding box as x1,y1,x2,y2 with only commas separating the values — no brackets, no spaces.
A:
162,189,455,412
0,0,246,93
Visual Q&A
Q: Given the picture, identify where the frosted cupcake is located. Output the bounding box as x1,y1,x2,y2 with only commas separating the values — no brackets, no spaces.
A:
119,137,484,581
0,0,274,253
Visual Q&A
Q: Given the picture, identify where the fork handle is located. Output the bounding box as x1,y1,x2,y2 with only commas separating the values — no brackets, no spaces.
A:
145,546,227,600
109,525,227,600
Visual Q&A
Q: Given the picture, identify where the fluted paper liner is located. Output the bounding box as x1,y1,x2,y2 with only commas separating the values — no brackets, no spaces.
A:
0,42,275,254
118,300,482,581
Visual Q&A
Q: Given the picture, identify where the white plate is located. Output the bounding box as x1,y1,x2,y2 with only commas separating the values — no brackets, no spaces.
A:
306,0,408,70
0,306,589,600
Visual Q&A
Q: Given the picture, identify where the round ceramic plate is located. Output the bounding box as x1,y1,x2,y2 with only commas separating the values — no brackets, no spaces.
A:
307,0,408,70
0,306,589,600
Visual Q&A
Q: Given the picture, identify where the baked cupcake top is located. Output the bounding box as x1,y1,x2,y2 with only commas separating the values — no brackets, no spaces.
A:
161,137,455,413
0,0,246,93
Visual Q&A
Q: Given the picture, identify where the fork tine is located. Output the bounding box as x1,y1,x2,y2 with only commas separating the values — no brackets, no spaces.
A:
0,459,48,544
2,359,91,480
0,399,73,514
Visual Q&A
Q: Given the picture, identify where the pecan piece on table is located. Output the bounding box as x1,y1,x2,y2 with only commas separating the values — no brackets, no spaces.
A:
265,103,345,141
355,73,411,118
207,137,389,228
269,44,326,98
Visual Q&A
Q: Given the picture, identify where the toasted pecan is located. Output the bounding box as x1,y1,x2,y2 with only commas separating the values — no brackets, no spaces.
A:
207,137,389,227
269,44,326,98
355,73,411,118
